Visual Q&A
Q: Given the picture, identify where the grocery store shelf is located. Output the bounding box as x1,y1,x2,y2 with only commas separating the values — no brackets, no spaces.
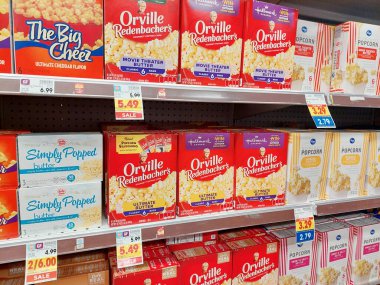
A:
329,93,380,108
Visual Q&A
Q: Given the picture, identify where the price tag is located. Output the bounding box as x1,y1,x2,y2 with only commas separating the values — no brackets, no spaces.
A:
116,229,143,268
294,206,315,243
20,78,55,95
305,93,336,128
114,84,144,120
25,240,58,284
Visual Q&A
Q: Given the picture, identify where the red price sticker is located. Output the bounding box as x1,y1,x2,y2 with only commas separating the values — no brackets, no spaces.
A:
25,241,58,284
114,84,144,120
116,229,143,268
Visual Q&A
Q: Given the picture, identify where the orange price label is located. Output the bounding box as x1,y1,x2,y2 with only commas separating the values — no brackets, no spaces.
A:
294,206,315,243
114,84,144,120
296,217,315,232
116,229,143,268
308,104,330,116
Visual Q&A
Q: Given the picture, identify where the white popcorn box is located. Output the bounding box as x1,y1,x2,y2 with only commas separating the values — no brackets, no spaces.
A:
292,20,334,93
331,22,380,96
18,182,102,236
347,217,380,285
17,133,103,187
286,131,332,204
324,132,369,200
311,222,352,285
271,228,313,285
365,132,380,196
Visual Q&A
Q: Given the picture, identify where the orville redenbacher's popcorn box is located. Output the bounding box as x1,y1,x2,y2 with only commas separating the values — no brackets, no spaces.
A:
242,0,298,89
105,132,177,227
105,0,179,83
331,22,380,96
235,130,288,209
12,0,104,78
0,0,12,73
180,0,244,87
0,134,19,187
271,229,313,285
292,20,334,93
177,131,234,216
0,188,19,240
347,217,380,285
365,132,380,196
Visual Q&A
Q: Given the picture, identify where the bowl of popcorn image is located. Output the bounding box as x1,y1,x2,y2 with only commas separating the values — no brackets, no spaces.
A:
319,267,341,285
353,259,374,284
287,170,312,204
291,63,306,91
328,166,351,199
342,62,368,95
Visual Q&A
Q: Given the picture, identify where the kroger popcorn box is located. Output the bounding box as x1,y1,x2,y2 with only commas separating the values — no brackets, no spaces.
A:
105,0,179,83
106,132,177,227
172,243,232,285
177,131,234,217
331,22,380,96
180,0,244,87
365,132,380,196
286,131,332,204
324,132,369,200
0,134,18,187
0,188,19,240
311,222,351,285
242,1,298,89
225,234,279,284
18,182,102,236
17,133,103,188
235,130,288,209
347,217,380,285
271,229,313,285
292,20,334,92
333,212,371,223
12,0,103,78
0,0,12,73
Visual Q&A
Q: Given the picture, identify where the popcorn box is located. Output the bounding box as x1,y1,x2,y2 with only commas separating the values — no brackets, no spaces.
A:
292,20,334,92
225,234,279,284
241,0,298,89
18,182,102,236
12,0,104,78
105,132,177,227
0,134,18,187
179,0,244,87
324,132,369,200
347,217,380,285
143,246,172,260
286,131,332,204
104,0,179,83
111,256,179,285
218,227,267,242
0,188,19,240
235,131,288,209
331,22,380,96
365,132,380,196
0,0,12,73
271,228,313,285
172,243,232,285
167,232,218,246
177,131,234,216
265,221,295,232
333,212,371,222
311,222,352,285
17,133,103,188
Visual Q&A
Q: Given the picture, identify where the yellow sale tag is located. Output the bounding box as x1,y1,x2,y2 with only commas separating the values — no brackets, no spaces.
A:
305,93,336,128
294,207,315,243
116,229,143,268
296,217,315,232
114,84,144,120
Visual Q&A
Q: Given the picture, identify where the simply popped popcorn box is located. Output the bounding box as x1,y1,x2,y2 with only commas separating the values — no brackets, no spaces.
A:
18,182,102,236
0,0,12,73
105,132,177,227
12,0,104,78
235,130,288,209
105,0,179,83
242,0,298,89
331,22,380,96
177,131,234,217
17,133,103,188
0,188,19,240
180,0,244,87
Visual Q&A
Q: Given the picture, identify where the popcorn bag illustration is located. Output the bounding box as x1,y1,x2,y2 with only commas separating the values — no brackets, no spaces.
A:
106,132,177,227
242,0,298,89
0,0,12,73
0,134,18,187
0,188,19,240
105,0,179,83
180,0,244,86
177,132,235,217
235,131,288,209
331,22,380,96
12,0,104,78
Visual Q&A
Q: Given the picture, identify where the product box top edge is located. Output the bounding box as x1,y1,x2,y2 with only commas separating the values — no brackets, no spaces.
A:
346,217,380,227
18,132,102,137
316,221,350,232
18,181,102,191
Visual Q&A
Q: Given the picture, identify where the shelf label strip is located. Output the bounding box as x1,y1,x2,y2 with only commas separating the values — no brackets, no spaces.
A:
116,229,143,269
305,93,336,128
114,84,144,120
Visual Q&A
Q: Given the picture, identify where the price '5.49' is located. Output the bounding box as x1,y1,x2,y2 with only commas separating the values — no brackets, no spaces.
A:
117,99,140,109
118,244,140,257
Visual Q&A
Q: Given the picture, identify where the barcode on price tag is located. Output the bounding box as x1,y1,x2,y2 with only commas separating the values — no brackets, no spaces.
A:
25,240,57,284
114,84,144,120
20,78,55,95
116,229,143,269
294,206,315,243
305,93,336,128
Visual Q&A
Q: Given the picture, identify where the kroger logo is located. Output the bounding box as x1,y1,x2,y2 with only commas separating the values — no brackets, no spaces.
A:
371,229,375,235
302,26,307,33
336,235,342,241
350,138,355,144
367,30,372,36
297,243,303,247
310,138,316,145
